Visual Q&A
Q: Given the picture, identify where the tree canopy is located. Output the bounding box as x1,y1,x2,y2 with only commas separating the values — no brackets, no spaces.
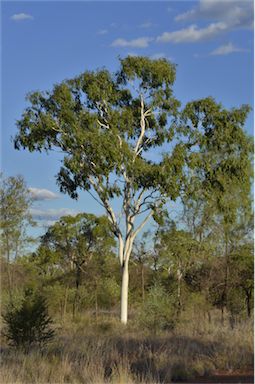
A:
14,56,253,323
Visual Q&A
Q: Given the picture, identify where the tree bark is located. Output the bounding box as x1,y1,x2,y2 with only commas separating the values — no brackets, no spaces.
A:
223,232,229,315
73,266,81,319
177,266,182,315
120,260,129,324
245,289,252,318
141,264,145,304
5,234,13,303
95,283,98,323
63,285,68,320
177,277,181,314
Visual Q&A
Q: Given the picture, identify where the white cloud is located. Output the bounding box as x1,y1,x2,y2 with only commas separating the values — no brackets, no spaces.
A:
111,37,153,48
97,29,108,35
30,208,78,221
29,188,59,201
210,42,246,55
11,13,33,21
175,0,253,29
175,10,196,22
157,22,227,43
160,0,253,45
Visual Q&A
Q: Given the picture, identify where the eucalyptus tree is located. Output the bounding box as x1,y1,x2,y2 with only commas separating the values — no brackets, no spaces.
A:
132,231,153,303
14,56,252,323
157,224,209,314
0,174,34,301
41,213,114,287
181,99,253,321
229,242,253,318
39,213,115,316
0,174,33,261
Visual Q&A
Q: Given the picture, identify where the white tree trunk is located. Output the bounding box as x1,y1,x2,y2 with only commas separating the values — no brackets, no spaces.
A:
120,260,129,324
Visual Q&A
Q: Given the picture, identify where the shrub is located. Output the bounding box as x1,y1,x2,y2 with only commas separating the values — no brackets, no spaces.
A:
138,283,175,333
3,290,55,352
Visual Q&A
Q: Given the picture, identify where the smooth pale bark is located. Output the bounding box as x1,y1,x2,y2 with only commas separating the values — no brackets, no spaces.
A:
120,261,129,324
89,96,155,325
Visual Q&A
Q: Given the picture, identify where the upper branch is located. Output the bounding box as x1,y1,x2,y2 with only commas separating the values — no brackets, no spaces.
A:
133,95,151,159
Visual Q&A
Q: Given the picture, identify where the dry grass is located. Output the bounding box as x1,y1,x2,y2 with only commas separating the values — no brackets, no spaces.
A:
0,311,253,383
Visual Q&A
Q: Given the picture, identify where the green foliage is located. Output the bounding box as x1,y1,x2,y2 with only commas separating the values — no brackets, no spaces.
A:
157,226,207,268
230,243,253,291
182,97,252,220
33,213,116,289
12,56,253,325
228,242,254,317
97,277,120,308
1,287,25,311
40,213,115,263
3,291,55,351
42,283,69,314
0,174,34,260
138,284,175,333
13,56,184,210
13,57,252,257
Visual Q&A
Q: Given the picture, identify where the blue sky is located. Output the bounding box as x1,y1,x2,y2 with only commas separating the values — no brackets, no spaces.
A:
1,0,254,237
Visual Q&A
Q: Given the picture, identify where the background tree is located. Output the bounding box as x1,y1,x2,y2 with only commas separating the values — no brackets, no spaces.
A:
157,224,208,315
0,174,34,301
131,231,153,304
37,213,115,317
181,98,253,321
14,57,252,324
229,242,253,319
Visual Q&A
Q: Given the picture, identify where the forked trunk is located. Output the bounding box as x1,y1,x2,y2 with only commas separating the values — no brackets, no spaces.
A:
120,261,129,324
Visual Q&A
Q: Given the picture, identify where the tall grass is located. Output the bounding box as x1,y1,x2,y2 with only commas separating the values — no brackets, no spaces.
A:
0,310,253,383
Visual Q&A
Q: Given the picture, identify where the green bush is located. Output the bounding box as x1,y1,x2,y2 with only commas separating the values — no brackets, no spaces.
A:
3,291,55,352
97,277,120,308
138,283,176,333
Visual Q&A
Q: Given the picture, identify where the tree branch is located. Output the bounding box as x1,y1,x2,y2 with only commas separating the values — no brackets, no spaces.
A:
134,94,146,158
88,175,122,238
133,210,154,239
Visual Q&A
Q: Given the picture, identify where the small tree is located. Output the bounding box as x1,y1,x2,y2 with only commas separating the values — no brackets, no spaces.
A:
0,174,34,260
229,242,253,319
0,174,34,301
156,224,209,314
3,291,54,352
139,283,175,334
132,231,152,303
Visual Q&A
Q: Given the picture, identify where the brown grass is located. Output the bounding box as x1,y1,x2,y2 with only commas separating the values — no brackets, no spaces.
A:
0,311,253,384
